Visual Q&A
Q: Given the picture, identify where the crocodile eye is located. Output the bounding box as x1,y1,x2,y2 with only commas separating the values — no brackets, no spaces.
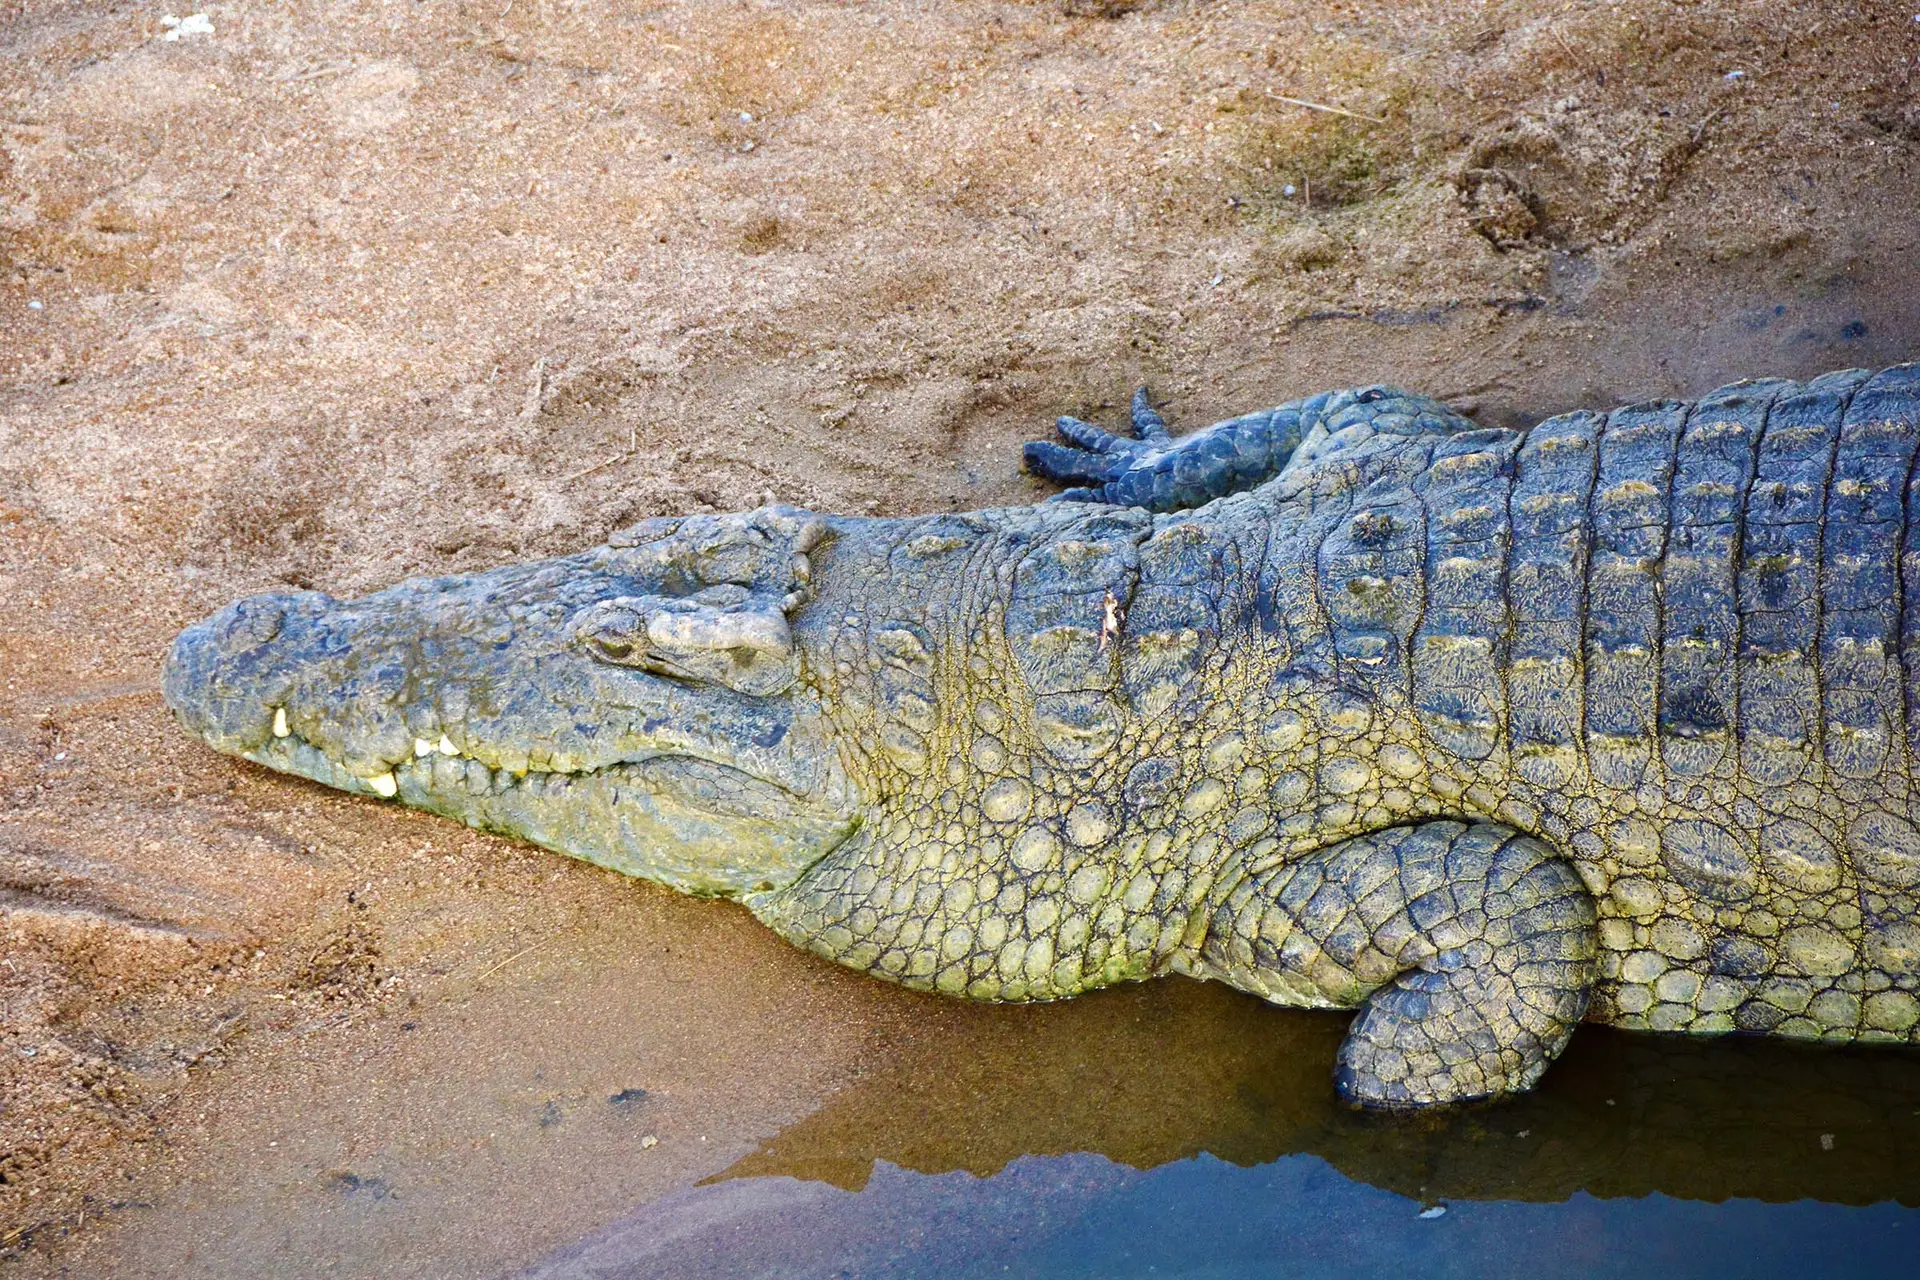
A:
571,596,798,696
579,628,702,687
583,636,636,663
575,601,663,671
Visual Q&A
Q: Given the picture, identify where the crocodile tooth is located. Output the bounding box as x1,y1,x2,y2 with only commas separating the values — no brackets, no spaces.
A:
438,734,459,756
414,737,434,758
272,707,290,738
368,771,398,798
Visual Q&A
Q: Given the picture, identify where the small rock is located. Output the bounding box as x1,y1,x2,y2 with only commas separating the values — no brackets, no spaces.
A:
640,1134,658,1149
1458,168,1542,250
325,1170,394,1201
1267,225,1342,271
160,13,213,41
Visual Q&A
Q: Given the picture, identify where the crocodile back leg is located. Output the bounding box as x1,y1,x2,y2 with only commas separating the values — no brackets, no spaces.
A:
1198,821,1599,1108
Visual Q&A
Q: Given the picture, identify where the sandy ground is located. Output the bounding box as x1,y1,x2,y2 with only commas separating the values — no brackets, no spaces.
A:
1,0,1918,1273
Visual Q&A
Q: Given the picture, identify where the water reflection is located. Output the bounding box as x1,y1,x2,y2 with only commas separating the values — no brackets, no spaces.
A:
723,979,1920,1207
518,980,1920,1279
523,1156,1915,1280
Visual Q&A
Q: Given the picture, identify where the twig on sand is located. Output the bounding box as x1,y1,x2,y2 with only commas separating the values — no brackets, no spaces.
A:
1549,25,1589,73
518,355,548,421
560,450,636,484
1690,105,1728,147
1264,91,1386,125
473,937,554,984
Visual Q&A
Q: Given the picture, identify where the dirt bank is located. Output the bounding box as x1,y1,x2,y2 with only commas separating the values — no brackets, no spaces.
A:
2,1,1918,1273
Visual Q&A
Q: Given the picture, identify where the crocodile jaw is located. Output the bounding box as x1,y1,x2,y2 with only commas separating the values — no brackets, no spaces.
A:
162,570,860,899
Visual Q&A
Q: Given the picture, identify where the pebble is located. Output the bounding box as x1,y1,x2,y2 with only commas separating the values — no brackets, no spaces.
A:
160,13,214,42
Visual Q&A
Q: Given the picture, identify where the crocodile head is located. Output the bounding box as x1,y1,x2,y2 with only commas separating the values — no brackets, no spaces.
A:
163,507,862,898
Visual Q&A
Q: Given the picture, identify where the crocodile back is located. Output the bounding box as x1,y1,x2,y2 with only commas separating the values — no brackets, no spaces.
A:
1523,369,1920,797
1295,363,1920,1033
1501,368,1920,885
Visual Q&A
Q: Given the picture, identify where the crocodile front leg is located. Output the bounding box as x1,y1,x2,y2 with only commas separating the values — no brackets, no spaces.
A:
1200,821,1598,1108
1023,384,1476,513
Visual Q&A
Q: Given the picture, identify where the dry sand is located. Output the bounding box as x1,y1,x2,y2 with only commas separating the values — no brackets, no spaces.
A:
1,0,1917,1273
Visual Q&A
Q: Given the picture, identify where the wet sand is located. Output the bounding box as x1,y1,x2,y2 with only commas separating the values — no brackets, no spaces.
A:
3,1,1919,1273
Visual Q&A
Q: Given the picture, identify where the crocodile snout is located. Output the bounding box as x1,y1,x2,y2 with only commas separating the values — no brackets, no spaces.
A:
162,590,333,754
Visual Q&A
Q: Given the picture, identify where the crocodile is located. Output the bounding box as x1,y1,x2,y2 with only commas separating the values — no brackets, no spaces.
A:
163,364,1920,1108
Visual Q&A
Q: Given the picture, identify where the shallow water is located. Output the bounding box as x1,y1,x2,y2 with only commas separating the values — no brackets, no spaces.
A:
521,1156,1914,1280
521,981,1920,1279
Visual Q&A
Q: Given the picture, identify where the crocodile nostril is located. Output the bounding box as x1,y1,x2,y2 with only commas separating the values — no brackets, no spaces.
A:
206,590,338,657
213,597,288,653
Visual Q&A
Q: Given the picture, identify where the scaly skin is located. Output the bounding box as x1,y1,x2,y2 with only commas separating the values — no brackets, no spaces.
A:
164,364,1920,1108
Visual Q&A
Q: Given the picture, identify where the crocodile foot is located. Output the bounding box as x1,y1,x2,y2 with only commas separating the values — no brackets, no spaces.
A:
1022,385,1173,502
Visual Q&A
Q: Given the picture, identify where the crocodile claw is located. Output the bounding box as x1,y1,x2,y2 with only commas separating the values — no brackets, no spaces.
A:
1023,387,1171,491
